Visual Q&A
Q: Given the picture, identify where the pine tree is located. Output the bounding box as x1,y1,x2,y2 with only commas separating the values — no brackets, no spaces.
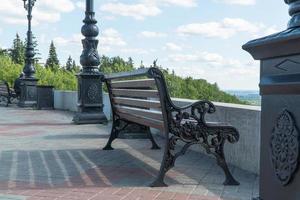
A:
139,61,145,69
25,34,41,64
10,33,25,65
72,60,80,72
65,56,73,71
127,57,134,68
45,41,60,70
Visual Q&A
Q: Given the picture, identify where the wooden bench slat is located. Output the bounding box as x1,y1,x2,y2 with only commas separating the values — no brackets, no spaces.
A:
0,92,9,96
112,89,159,98
116,111,164,130
111,79,156,89
0,88,8,92
105,68,149,80
115,105,163,121
113,97,161,109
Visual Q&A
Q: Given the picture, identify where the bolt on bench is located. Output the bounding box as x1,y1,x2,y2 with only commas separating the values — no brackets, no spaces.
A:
0,81,18,107
103,67,240,187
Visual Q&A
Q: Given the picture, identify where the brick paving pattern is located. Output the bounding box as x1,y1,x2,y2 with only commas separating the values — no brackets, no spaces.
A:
0,106,259,200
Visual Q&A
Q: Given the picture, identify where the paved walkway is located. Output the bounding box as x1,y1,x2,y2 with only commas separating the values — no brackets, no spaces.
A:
0,106,259,200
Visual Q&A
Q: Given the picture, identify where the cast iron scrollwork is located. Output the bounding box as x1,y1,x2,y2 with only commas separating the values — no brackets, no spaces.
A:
270,109,299,186
148,66,240,186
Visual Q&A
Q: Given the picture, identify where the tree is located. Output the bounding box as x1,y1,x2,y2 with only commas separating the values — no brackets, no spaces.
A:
25,34,41,64
0,48,10,57
72,60,80,72
139,61,145,69
65,56,73,71
127,57,134,68
45,41,60,70
10,33,25,65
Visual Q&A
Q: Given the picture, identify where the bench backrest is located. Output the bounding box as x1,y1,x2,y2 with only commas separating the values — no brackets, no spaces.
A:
0,81,10,96
105,68,172,131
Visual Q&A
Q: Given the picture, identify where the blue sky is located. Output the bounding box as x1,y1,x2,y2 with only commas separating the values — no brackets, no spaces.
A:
0,0,290,90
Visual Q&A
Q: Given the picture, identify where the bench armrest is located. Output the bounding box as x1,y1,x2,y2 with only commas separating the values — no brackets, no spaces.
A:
171,100,216,125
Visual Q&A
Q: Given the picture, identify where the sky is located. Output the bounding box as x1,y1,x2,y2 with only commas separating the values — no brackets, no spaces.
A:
0,0,290,90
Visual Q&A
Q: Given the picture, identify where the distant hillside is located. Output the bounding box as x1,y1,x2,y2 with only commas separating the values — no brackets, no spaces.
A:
226,90,261,106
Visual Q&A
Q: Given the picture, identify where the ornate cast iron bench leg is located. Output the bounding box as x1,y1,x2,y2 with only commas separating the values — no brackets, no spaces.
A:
103,119,121,150
150,126,240,187
150,132,172,187
212,133,239,185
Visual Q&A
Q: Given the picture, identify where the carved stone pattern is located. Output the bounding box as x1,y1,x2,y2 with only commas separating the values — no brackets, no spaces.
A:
87,83,98,102
270,109,299,186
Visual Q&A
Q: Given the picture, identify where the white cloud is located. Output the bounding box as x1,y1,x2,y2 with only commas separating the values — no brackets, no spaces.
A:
162,0,197,7
38,0,75,13
75,1,85,10
0,0,74,25
167,51,259,89
100,3,161,20
177,18,277,39
120,48,149,55
139,31,167,38
143,0,198,7
216,0,256,6
53,34,82,46
52,28,126,48
100,28,127,46
168,52,225,66
164,43,182,51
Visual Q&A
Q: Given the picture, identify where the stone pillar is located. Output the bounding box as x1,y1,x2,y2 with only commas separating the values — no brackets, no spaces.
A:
73,0,107,124
243,1,300,199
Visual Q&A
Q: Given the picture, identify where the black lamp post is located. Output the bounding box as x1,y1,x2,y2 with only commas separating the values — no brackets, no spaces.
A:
73,0,107,124
18,0,39,107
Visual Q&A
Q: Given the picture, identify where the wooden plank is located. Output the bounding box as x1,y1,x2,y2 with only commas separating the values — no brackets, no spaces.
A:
112,89,159,98
0,87,8,92
113,97,161,109
105,68,149,80
111,79,156,89
115,105,163,121
0,92,9,96
116,111,164,130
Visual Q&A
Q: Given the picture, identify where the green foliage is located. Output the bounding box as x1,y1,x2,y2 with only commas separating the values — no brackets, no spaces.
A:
64,55,80,72
99,56,135,74
65,56,73,71
160,68,244,104
45,41,60,70
0,54,23,87
10,33,25,65
0,48,244,104
35,65,77,91
0,54,77,90
99,57,245,104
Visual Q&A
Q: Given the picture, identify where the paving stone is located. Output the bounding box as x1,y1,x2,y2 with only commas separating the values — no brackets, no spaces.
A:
0,106,259,200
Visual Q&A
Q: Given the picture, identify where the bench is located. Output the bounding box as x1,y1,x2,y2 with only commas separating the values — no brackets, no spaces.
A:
0,81,18,107
103,67,240,187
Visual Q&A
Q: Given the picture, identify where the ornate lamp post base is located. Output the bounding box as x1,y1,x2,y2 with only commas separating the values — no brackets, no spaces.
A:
72,0,107,124
72,73,107,124
18,78,38,107
19,0,38,108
